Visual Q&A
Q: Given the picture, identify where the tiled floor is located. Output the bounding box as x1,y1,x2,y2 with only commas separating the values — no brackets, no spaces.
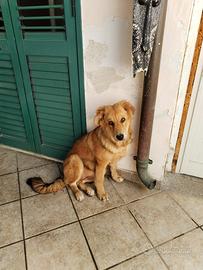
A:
0,147,203,270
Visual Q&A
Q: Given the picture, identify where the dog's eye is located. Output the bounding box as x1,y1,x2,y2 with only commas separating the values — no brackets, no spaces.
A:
108,120,114,126
121,117,126,123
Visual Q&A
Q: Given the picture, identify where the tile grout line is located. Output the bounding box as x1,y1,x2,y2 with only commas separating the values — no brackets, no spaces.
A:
125,190,163,205
0,171,18,178
166,192,200,227
128,209,170,270
17,162,55,174
16,155,28,270
66,187,99,270
0,240,24,251
0,198,20,207
106,176,126,204
79,204,123,222
24,220,79,241
21,193,40,200
104,247,154,270
155,227,198,249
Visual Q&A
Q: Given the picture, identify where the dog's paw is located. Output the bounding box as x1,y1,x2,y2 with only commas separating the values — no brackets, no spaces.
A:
112,176,124,183
86,187,95,196
97,192,109,201
75,191,84,201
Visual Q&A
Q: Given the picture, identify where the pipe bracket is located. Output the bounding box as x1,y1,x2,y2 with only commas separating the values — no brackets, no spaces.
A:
133,156,153,164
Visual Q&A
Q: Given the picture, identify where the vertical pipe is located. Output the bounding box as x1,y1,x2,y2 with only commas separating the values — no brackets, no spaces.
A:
136,0,168,189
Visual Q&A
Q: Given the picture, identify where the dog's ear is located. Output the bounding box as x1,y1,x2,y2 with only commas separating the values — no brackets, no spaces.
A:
119,100,135,115
94,106,106,126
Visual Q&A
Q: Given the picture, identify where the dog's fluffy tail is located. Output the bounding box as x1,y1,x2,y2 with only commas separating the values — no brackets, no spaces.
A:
26,177,65,194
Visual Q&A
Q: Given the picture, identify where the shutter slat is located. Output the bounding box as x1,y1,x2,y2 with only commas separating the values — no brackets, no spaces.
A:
21,26,65,31
40,125,73,136
0,88,18,96
0,82,17,89
39,118,73,130
40,129,74,142
0,106,22,116
1,128,26,139
34,92,71,103
40,146,68,160
36,105,71,117
20,16,64,20
0,112,23,122
0,117,24,127
38,112,73,124
18,4,63,10
29,63,68,73
29,56,66,64
31,71,69,81
34,99,71,110
31,78,69,89
0,94,20,103
0,54,10,61
0,68,14,76
0,75,15,83
0,61,12,68
0,122,26,133
41,136,72,149
34,86,70,97
0,100,20,109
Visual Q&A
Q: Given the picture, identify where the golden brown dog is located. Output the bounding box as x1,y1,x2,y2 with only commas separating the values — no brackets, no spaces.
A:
27,100,135,201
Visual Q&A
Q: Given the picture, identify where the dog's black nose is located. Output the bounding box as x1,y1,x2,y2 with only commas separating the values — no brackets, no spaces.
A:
116,134,124,141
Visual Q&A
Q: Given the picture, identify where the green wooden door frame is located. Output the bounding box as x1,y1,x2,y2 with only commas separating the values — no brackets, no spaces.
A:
74,0,86,133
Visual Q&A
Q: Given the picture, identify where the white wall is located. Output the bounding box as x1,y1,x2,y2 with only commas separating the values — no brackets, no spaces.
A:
80,0,196,180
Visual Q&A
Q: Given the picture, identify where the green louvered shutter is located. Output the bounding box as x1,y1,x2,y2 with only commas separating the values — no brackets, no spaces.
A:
0,0,85,160
0,1,35,151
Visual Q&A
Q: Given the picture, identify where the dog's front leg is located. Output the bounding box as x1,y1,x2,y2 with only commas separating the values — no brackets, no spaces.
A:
95,161,108,201
110,160,124,183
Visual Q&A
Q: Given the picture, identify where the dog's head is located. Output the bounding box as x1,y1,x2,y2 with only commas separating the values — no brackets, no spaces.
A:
95,100,135,144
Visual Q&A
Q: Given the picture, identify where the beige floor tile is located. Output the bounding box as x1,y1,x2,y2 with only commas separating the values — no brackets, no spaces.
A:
17,152,53,171
0,147,10,154
128,192,196,246
26,223,96,270
69,179,124,219
157,228,203,270
169,192,203,226
0,149,17,176
0,173,19,205
0,242,26,270
162,173,203,195
111,249,167,270
19,163,61,198
0,201,23,247
111,178,160,204
117,169,140,183
22,191,77,237
82,207,152,269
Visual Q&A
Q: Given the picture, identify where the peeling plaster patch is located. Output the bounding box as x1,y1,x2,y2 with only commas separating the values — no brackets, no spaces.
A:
87,67,124,93
85,40,108,66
